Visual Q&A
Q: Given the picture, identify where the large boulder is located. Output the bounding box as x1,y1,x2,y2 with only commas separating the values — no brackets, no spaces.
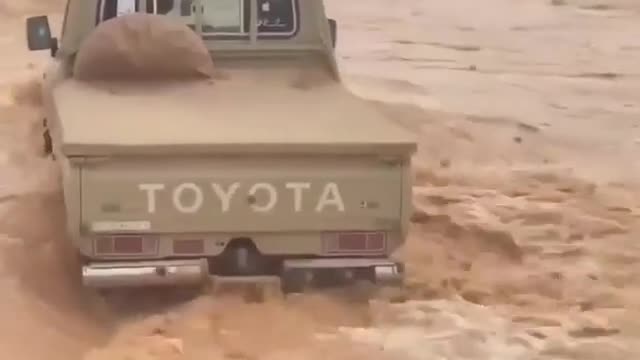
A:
73,13,215,81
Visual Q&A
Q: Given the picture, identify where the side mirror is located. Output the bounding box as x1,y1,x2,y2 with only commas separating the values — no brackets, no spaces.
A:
26,15,58,56
328,18,337,49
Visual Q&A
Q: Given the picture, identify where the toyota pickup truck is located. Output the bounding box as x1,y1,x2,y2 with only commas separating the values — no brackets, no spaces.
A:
24,0,417,293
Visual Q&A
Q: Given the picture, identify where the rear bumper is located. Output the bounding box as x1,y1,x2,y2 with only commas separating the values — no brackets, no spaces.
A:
81,259,209,288
81,257,403,289
283,257,404,285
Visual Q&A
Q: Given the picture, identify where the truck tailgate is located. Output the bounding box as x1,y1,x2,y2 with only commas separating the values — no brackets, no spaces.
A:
80,155,405,234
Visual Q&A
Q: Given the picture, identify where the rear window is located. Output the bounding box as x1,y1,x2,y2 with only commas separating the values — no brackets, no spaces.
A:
97,0,299,39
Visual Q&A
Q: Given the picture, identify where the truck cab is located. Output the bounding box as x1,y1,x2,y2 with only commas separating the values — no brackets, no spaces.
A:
25,0,417,293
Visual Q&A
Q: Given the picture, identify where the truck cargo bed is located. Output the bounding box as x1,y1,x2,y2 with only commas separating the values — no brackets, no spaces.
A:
51,70,417,156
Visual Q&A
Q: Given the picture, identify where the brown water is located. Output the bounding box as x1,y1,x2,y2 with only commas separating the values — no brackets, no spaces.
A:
1,0,640,359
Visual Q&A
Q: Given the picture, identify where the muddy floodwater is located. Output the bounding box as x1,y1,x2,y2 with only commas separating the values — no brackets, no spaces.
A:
1,0,640,359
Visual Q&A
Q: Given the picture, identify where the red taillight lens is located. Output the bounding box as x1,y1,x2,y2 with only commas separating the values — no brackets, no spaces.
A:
365,232,385,251
337,233,368,250
324,231,387,254
113,236,143,253
173,239,204,254
94,235,154,255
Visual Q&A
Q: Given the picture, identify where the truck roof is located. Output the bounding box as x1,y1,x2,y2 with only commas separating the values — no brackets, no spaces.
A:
52,68,417,157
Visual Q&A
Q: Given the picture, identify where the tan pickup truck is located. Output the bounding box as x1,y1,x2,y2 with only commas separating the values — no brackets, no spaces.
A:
25,0,417,293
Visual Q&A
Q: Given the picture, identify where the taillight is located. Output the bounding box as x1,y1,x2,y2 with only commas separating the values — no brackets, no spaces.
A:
366,232,385,250
94,235,156,255
173,239,204,254
323,231,387,254
113,236,143,253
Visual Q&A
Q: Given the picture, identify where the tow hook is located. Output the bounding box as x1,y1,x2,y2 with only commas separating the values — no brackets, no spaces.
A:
155,266,167,277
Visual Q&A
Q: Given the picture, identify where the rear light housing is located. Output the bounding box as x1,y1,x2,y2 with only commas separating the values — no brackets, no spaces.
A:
94,235,157,256
173,239,205,254
323,231,387,254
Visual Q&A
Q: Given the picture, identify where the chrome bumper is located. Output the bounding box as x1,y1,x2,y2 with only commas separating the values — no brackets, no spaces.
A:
81,257,403,290
82,259,209,289
283,257,404,285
